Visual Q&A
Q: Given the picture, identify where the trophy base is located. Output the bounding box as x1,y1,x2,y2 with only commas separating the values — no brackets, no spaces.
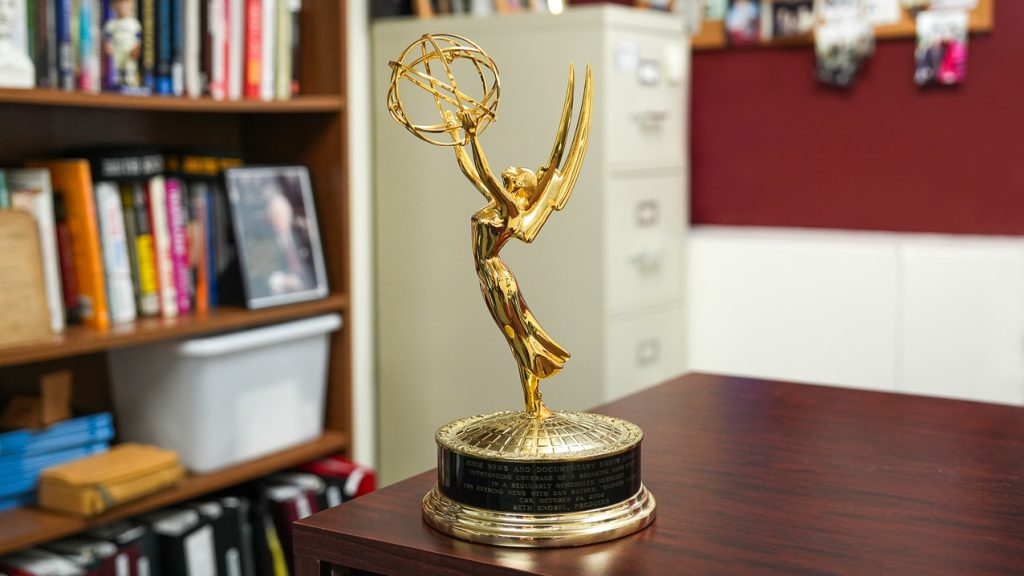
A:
424,410,656,548
422,483,656,547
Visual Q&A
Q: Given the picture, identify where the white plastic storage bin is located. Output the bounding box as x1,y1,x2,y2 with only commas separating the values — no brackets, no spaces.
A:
108,314,342,473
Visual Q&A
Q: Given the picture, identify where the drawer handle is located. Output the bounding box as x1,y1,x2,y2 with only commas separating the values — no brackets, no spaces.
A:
635,200,660,227
636,338,661,367
629,110,669,132
628,249,664,272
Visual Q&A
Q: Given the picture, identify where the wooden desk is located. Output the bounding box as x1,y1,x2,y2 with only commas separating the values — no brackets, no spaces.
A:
294,374,1024,575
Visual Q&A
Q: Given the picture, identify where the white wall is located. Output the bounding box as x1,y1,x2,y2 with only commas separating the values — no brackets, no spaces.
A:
687,226,1024,405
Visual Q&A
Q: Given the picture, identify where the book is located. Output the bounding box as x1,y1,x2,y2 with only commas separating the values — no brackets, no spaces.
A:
93,181,137,324
142,509,218,576
258,0,274,101
0,412,114,455
0,441,109,498
188,182,210,313
122,183,161,317
243,0,261,99
53,193,82,323
34,0,58,87
5,168,67,333
0,0,37,87
45,538,121,576
26,160,110,331
208,0,227,99
288,0,298,96
86,521,161,576
0,548,87,576
147,174,177,318
55,0,74,89
171,0,184,95
155,0,172,94
228,0,243,99
0,170,8,207
184,0,200,96
273,0,288,100
140,0,155,88
165,178,192,314
77,0,101,92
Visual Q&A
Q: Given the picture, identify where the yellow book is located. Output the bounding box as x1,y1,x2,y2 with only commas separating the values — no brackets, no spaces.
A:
38,443,185,517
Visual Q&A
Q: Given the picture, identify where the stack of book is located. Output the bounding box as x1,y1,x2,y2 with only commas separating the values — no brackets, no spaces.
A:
7,0,302,100
0,413,114,512
1,150,242,333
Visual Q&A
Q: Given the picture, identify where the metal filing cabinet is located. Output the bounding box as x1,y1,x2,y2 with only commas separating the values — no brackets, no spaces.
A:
373,6,689,483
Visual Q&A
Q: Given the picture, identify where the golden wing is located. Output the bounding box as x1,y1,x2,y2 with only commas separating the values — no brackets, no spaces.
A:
516,64,593,243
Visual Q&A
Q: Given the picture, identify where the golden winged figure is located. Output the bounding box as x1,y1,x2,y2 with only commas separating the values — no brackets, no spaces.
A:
447,65,593,419
387,34,593,419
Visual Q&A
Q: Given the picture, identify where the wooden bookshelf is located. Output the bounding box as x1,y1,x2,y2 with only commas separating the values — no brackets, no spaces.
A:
0,294,348,368
0,0,352,556
0,89,344,113
0,431,348,556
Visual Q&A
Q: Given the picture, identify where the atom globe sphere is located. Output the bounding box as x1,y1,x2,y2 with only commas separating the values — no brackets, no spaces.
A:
387,34,500,147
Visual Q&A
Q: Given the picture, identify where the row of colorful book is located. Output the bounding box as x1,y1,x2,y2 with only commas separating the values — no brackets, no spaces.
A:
1,0,301,101
0,413,114,512
0,150,244,333
0,456,376,576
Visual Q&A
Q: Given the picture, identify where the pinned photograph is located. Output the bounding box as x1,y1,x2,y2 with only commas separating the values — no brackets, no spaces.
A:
815,19,875,88
914,10,968,86
769,0,815,39
224,166,329,308
725,0,761,44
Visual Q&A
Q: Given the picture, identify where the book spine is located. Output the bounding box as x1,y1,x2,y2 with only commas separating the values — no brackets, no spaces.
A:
98,0,114,90
273,0,289,100
171,0,184,95
0,172,8,208
207,0,224,99
204,185,217,307
227,0,242,99
7,173,66,333
184,0,200,97
141,0,156,88
165,178,192,315
28,161,110,330
258,0,274,101
243,0,260,99
155,0,172,94
56,0,74,90
289,0,298,96
119,183,142,315
53,194,82,323
78,0,100,92
130,182,160,317
27,0,38,79
147,175,178,318
41,0,58,87
94,182,136,324
189,185,208,314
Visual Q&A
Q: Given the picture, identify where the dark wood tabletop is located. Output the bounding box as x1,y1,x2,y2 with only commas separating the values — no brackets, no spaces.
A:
294,373,1024,575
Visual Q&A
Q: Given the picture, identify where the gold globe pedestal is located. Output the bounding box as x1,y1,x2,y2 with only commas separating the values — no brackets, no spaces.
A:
422,411,656,547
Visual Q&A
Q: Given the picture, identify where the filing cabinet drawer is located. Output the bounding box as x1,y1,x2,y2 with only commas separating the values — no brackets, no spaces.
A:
605,304,686,401
606,173,687,313
605,31,687,168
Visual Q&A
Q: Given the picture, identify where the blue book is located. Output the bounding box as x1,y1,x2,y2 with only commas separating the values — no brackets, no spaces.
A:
0,442,109,497
155,0,172,94
0,492,35,512
0,412,114,456
55,0,73,90
205,186,218,308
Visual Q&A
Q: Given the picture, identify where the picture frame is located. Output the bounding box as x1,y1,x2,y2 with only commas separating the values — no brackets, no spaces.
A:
223,166,329,309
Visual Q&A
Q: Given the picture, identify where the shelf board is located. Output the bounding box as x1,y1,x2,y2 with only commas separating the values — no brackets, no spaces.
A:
0,431,348,556
0,294,348,368
0,89,344,113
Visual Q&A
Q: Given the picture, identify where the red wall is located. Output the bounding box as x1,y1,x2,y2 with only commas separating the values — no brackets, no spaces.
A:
690,1,1024,235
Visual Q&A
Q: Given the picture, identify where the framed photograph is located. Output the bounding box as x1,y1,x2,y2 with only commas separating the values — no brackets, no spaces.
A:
224,166,329,309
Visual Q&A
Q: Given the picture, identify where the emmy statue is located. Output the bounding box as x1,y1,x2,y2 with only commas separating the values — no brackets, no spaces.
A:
387,33,656,548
